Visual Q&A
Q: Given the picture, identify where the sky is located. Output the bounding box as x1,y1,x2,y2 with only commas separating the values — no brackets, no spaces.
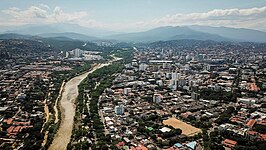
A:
0,0,266,32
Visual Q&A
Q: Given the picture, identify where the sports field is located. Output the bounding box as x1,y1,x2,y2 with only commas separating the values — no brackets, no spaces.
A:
163,118,202,137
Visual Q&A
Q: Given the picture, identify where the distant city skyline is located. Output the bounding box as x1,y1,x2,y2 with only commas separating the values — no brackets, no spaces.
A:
1,0,266,32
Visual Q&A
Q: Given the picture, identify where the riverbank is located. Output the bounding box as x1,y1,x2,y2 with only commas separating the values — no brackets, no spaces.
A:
49,56,122,150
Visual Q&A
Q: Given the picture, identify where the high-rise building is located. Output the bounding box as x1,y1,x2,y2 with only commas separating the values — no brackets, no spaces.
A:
73,48,83,58
115,105,124,115
191,92,200,100
153,94,162,103
178,78,186,87
123,88,131,95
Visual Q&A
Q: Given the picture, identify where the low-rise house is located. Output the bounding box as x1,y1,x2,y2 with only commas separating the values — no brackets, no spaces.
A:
223,139,237,148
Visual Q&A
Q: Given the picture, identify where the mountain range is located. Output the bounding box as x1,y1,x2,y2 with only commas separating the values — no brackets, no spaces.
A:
0,23,117,37
38,32,99,41
1,23,266,43
106,26,230,42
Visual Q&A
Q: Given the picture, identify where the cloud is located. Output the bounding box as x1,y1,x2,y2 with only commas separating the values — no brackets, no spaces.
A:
2,6,48,19
132,6,266,31
39,4,50,10
52,6,88,23
1,4,90,25
77,6,266,31
1,4,266,31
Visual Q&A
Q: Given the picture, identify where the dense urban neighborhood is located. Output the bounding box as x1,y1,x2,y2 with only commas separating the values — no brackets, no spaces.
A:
102,42,266,150
2,1,266,150
1,38,266,150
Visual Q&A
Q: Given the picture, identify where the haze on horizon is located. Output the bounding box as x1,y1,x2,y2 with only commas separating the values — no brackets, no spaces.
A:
0,0,266,32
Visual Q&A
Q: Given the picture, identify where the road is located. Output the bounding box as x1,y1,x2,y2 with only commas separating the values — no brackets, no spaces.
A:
12,106,21,119
41,92,51,133
54,82,65,124
41,94,50,147
49,56,121,150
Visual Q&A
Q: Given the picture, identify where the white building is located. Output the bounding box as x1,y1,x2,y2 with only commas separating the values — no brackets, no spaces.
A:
139,63,148,71
156,80,163,86
172,72,177,80
169,79,177,90
123,88,132,95
238,98,256,105
73,48,83,57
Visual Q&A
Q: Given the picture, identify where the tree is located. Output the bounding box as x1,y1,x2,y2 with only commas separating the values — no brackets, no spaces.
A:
254,124,266,134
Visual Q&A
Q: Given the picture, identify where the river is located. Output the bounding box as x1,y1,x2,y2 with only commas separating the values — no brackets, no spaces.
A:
49,56,121,150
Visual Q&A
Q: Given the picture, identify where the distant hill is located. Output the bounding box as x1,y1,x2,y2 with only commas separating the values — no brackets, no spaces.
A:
170,32,229,41
39,37,99,51
1,23,118,37
188,25,266,43
1,24,266,43
148,39,266,51
38,32,99,41
0,39,54,54
0,32,99,42
0,33,100,52
148,39,220,49
106,26,266,43
106,26,230,42
0,33,32,40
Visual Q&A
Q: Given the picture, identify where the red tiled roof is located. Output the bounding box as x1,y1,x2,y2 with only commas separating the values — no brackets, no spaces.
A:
181,111,193,118
224,139,237,145
260,134,266,141
7,126,15,133
12,126,21,133
248,131,258,135
250,83,259,91
245,119,256,128
133,144,148,150
4,118,13,124
116,141,125,148
130,146,137,150
13,121,31,126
